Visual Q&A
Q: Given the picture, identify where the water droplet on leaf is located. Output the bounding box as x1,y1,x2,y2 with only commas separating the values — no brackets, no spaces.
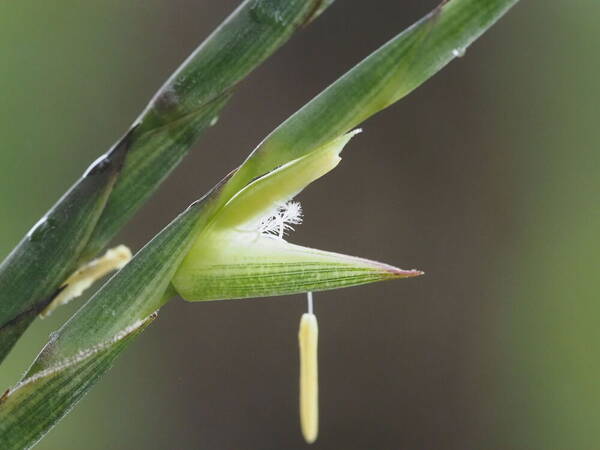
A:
27,216,58,242
250,0,284,26
452,47,466,58
84,154,110,177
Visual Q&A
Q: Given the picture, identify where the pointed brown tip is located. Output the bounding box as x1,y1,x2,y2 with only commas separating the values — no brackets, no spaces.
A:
389,268,425,279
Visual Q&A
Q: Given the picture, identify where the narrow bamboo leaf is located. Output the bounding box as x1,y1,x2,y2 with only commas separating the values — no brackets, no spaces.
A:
226,0,520,193
0,0,335,364
0,132,132,363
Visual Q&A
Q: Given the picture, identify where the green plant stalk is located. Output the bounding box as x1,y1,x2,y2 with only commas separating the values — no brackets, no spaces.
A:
0,0,335,364
0,136,131,360
0,0,519,447
0,179,231,450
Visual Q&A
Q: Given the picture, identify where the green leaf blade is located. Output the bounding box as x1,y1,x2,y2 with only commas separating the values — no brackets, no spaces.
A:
0,312,155,450
0,193,214,449
29,201,205,371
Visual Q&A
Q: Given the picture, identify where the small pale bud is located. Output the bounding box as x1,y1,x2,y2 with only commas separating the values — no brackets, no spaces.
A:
41,245,132,318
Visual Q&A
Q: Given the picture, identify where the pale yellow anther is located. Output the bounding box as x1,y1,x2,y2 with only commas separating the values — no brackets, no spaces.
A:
299,311,319,444
40,245,132,318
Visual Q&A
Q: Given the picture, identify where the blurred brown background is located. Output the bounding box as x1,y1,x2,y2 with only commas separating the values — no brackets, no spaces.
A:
1,1,598,449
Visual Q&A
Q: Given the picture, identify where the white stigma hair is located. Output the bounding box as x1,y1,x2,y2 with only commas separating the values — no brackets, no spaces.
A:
257,201,303,239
